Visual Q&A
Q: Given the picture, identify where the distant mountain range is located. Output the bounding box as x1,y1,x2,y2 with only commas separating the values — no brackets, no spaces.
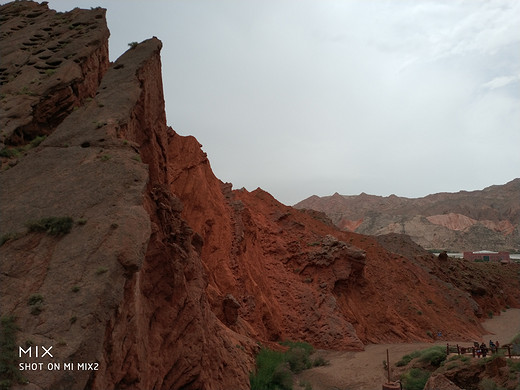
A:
295,179,520,252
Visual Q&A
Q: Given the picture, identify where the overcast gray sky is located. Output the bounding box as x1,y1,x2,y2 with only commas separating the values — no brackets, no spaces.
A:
45,0,520,205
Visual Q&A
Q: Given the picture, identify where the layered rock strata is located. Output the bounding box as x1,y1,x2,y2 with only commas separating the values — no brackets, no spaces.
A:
295,180,520,252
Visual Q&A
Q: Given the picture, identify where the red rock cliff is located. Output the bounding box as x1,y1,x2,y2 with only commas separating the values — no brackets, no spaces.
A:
1,4,252,389
166,134,520,349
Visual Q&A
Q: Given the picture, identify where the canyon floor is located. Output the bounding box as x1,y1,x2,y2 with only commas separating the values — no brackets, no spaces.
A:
296,308,520,390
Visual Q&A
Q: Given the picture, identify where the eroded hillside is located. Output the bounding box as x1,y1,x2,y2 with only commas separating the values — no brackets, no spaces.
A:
295,181,520,252
1,2,519,390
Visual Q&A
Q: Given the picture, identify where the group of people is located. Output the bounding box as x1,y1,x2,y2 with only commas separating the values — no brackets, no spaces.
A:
473,340,500,358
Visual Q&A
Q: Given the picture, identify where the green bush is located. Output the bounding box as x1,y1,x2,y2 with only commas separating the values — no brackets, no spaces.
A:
396,350,421,367
96,267,108,275
0,148,21,158
27,294,43,306
271,364,293,390
312,356,328,367
0,136,46,160
250,341,316,390
478,378,503,390
29,135,46,148
27,294,44,316
507,359,520,373
285,347,310,373
279,340,314,355
0,231,24,247
417,346,446,367
27,216,74,236
401,368,430,390
250,348,288,390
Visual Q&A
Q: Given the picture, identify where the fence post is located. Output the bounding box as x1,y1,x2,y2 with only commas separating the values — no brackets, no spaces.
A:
472,347,475,357
446,343,449,355
457,344,460,355
508,345,511,358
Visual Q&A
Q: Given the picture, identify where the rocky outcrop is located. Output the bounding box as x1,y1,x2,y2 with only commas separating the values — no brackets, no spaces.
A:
295,179,520,252
424,375,462,390
0,1,109,148
166,133,368,349
428,356,517,390
0,5,252,389
166,132,520,348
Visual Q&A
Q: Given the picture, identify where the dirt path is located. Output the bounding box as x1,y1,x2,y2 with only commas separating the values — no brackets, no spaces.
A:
296,309,520,390
482,308,520,346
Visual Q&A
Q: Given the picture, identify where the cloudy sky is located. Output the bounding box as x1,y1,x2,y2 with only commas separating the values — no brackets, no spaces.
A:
46,0,520,205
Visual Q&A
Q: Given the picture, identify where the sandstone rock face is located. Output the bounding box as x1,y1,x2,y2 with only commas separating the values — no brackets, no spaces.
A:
0,6,252,389
167,133,367,349
166,133,520,348
440,356,515,390
424,374,462,390
0,1,109,147
295,179,520,252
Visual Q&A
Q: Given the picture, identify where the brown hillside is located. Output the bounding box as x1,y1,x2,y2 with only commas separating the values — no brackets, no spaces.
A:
295,180,520,252
167,133,520,348
1,3,519,390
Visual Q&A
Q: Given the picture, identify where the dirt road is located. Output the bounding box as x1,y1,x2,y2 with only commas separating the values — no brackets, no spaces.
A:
296,309,520,390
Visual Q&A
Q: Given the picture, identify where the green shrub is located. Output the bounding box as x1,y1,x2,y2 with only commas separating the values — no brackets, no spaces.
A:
27,216,74,236
401,368,430,390
0,233,18,247
29,135,46,147
417,346,446,367
312,356,328,367
445,361,459,370
250,341,316,389
279,340,314,355
0,148,21,158
27,294,44,316
27,294,43,306
271,364,292,390
285,347,310,373
507,359,520,373
396,350,421,367
128,41,138,49
478,378,502,390
96,267,108,275
250,348,287,390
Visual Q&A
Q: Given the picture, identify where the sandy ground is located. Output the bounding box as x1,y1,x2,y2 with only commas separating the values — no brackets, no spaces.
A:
296,309,520,390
